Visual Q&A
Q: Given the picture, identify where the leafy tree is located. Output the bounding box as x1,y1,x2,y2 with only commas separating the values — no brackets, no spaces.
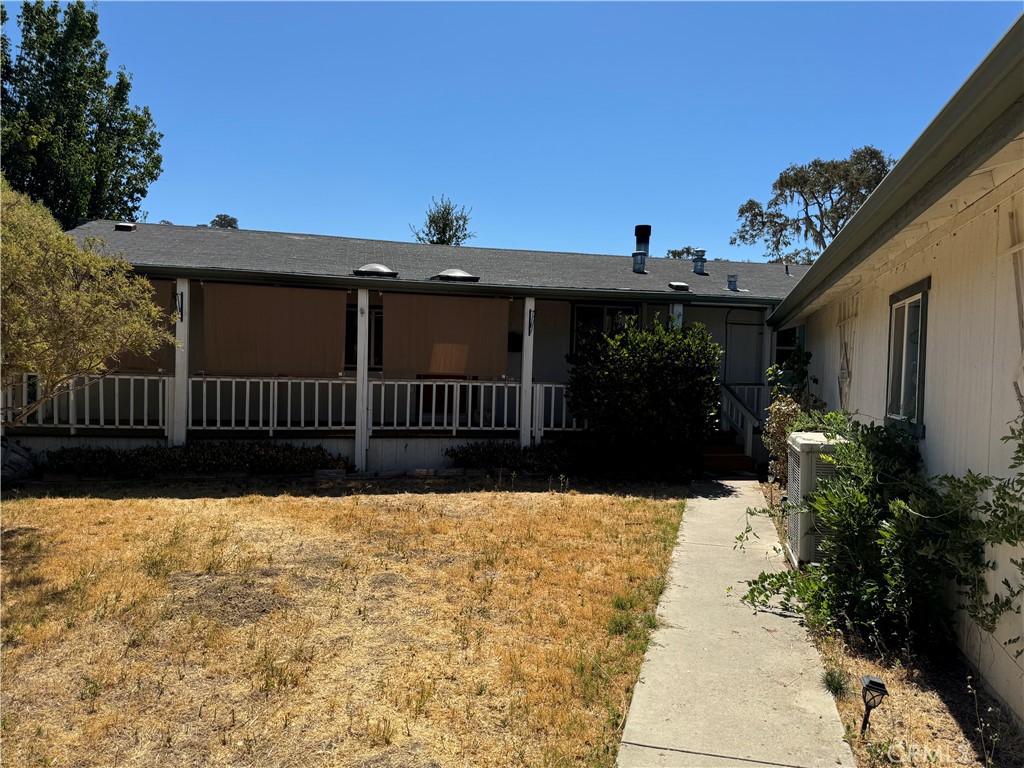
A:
209,214,238,229
666,246,701,259
730,146,893,263
410,194,475,246
1,1,163,229
566,317,722,477
1,177,176,426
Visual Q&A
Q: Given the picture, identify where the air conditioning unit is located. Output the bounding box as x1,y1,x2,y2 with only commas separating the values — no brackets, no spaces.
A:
785,432,842,567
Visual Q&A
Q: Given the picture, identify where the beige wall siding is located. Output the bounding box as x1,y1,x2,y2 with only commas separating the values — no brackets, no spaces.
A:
803,168,1024,722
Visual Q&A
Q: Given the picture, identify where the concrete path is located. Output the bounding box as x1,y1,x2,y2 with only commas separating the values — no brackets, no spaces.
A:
617,479,851,768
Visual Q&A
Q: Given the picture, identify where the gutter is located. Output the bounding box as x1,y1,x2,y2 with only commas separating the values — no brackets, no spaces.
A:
768,15,1024,328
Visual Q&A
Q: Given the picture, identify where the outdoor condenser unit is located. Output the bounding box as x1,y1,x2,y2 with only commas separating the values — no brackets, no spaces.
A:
785,432,842,567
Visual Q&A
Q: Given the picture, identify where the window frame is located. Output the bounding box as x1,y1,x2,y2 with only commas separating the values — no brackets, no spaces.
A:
885,277,930,437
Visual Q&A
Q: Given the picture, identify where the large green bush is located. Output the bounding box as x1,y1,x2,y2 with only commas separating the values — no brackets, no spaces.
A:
743,416,1024,654
566,318,722,478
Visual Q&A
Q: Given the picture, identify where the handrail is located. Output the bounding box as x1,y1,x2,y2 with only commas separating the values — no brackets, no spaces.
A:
720,383,761,458
721,383,761,424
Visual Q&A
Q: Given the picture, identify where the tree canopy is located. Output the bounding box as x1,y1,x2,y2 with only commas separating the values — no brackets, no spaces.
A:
666,246,701,259
1,176,176,425
730,146,894,264
209,214,239,229
410,194,475,246
1,1,163,229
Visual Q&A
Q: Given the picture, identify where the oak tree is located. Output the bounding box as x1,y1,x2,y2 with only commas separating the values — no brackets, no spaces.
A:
731,146,893,264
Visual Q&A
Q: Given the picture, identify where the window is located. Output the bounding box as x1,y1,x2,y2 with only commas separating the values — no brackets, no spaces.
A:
886,278,929,435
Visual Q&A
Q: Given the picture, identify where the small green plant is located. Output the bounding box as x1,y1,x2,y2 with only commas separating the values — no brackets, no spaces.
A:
821,667,852,699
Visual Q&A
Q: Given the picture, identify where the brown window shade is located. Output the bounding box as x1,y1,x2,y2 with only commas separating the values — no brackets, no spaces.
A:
383,294,509,378
199,284,347,375
114,278,177,373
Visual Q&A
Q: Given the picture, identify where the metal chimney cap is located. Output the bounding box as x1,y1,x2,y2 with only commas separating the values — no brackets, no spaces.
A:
353,262,398,277
634,224,652,238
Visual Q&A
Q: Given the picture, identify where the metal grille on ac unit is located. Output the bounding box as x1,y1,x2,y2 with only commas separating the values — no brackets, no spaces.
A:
785,432,842,566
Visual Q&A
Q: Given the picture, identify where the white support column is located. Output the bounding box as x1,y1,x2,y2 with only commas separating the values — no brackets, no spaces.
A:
762,307,774,413
354,288,370,471
169,278,190,446
519,297,536,448
670,303,684,328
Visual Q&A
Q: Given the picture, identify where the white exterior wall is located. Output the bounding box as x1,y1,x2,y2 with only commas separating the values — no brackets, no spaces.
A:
803,169,1024,722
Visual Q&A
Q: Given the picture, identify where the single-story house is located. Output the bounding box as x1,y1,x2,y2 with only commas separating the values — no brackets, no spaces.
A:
769,16,1023,725
5,223,807,471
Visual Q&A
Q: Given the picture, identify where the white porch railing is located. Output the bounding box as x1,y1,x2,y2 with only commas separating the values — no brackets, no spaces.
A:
720,383,763,458
2,373,169,432
4,374,586,443
369,379,520,434
189,377,357,433
532,382,582,439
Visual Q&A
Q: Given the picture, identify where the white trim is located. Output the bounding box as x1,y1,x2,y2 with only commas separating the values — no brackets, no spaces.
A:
354,288,370,471
170,278,190,445
520,297,536,448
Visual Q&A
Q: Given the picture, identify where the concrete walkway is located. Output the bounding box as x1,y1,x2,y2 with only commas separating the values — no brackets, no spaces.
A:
617,479,851,768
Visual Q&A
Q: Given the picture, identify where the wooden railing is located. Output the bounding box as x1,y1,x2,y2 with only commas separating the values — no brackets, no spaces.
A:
369,379,520,434
2,373,169,432
189,377,356,433
720,383,763,457
532,382,582,438
5,374,586,442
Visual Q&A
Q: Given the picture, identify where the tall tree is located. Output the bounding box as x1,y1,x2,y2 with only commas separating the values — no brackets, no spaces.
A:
730,146,894,264
410,194,475,246
1,1,162,229
1,176,175,426
209,214,238,229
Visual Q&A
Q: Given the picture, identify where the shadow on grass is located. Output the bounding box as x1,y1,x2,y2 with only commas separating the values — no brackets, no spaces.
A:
916,649,1024,768
6,473,694,503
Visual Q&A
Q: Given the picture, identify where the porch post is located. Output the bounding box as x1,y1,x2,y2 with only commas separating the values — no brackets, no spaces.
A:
519,296,536,448
762,307,774,414
354,287,370,471
168,278,190,446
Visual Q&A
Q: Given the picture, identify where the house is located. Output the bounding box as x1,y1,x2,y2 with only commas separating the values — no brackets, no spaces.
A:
5,223,807,470
768,17,1024,724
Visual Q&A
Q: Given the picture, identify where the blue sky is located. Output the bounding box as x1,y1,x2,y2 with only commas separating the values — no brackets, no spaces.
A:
5,1,1021,260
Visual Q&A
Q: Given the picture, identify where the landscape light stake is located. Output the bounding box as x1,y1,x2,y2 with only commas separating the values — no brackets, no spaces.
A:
860,675,888,736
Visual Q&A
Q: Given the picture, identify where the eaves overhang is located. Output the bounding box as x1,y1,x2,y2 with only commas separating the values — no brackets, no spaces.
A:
133,264,785,307
768,15,1024,329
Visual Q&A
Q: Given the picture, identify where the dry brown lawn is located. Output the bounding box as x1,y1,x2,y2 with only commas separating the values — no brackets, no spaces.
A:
1,480,684,767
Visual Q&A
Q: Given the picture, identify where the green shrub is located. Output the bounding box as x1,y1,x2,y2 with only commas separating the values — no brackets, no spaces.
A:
763,395,804,481
743,417,1024,655
566,317,722,478
42,442,347,479
443,436,597,476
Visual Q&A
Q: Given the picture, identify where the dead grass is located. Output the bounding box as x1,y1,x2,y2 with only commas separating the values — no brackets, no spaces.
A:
1,480,684,767
758,482,1024,768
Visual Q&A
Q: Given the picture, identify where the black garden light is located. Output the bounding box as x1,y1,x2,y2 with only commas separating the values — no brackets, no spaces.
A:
860,675,888,736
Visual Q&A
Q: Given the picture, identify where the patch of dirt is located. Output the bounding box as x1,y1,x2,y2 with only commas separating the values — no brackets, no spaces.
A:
168,571,291,626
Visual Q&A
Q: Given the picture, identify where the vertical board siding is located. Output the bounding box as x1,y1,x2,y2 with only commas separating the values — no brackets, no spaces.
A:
803,170,1024,722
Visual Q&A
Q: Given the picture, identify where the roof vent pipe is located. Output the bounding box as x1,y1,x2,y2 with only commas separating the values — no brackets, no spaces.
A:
785,263,790,276
692,249,707,275
727,274,739,291
632,251,648,274
634,224,651,255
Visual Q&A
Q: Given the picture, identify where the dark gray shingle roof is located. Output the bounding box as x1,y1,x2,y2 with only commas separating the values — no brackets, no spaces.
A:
71,221,808,303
